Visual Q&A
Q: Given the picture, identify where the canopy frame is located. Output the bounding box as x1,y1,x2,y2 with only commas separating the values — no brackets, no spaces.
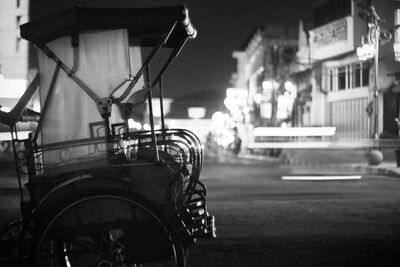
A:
20,5,196,163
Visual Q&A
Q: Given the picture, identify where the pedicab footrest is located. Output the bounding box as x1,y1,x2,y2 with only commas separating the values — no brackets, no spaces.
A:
204,214,216,238
182,182,216,239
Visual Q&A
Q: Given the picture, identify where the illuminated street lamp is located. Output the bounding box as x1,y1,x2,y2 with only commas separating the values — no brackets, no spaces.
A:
357,11,381,141
357,5,399,140
261,80,274,91
284,81,296,95
262,80,279,126
253,93,262,105
356,5,396,164
356,38,375,61
224,88,248,123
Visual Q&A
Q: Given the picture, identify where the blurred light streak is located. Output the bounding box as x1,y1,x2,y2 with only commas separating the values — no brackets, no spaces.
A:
282,175,362,180
252,127,336,137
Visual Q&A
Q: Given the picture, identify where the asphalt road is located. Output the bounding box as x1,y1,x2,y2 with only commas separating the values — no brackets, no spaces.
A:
187,159,400,267
1,158,400,266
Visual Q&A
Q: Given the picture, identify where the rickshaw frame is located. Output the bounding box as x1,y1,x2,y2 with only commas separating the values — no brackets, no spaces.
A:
0,5,215,266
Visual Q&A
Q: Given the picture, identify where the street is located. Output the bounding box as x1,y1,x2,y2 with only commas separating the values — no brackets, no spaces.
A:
1,1,400,266
187,157,400,267
1,157,400,266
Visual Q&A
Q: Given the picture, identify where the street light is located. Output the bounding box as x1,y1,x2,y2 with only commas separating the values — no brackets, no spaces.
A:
261,80,274,91
284,81,296,95
356,5,397,165
253,93,262,105
356,41,375,61
224,88,248,123
357,9,381,141
262,80,279,126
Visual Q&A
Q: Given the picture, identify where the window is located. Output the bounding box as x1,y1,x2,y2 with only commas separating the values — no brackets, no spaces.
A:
362,63,369,86
327,62,370,92
353,64,361,88
338,67,346,90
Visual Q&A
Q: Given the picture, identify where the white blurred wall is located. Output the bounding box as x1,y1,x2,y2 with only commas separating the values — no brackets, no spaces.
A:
0,0,29,79
165,118,212,143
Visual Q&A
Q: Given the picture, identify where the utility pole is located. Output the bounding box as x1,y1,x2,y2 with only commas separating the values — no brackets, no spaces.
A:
370,6,380,141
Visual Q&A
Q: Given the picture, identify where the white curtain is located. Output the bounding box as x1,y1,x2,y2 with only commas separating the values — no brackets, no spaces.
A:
38,29,141,168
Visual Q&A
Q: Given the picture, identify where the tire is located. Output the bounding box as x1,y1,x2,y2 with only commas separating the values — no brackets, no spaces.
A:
34,188,186,267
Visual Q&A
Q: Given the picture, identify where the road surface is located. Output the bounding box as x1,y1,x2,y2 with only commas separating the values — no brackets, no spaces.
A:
1,158,400,266
187,158,400,266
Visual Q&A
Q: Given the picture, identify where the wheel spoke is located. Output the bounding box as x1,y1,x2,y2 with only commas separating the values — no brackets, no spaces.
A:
35,193,185,266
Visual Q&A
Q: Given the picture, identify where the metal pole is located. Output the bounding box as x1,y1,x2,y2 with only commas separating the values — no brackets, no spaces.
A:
146,66,160,162
10,126,24,202
39,45,100,101
373,28,380,141
272,84,277,127
34,64,61,144
158,78,168,153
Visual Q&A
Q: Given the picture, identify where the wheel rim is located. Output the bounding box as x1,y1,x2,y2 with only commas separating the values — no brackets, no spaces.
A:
35,195,184,267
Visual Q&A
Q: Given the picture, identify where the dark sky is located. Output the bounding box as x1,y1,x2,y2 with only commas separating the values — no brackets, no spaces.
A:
31,0,314,98
167,0,314,98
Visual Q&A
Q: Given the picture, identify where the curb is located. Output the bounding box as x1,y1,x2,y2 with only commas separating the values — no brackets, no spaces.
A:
205,154,282,166
283,158,400,178
355,165,400,178
207,153,400,178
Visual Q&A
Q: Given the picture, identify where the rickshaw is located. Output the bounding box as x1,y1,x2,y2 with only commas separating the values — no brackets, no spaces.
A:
0,5,215,266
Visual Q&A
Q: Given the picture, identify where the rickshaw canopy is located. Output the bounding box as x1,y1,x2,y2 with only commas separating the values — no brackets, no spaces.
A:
20,5,196,47
15,4,199,163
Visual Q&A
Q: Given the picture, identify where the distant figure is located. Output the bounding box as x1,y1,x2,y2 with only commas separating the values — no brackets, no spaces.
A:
206,131,218,155
232,127,242,156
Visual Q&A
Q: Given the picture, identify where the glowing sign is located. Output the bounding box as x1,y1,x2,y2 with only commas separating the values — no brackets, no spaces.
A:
310,17,354,60
188,107,206,119
312,19,347,48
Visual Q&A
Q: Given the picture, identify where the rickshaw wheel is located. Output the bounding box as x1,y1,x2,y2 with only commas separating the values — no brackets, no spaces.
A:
34,189,186,267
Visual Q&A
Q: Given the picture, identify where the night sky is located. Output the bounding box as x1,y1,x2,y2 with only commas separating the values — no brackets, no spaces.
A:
31,0,314,98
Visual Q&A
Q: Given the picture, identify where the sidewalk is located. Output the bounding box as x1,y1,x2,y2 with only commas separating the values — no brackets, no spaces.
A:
2,149,400,190
237,148,400,178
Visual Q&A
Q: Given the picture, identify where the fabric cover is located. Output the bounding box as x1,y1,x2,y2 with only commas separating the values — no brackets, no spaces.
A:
38,29,143,167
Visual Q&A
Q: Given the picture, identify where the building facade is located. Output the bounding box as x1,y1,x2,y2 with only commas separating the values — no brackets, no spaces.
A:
304,0,400,140
0,0,29,79
0,0,33,133
232,0,400,143
231,26,298,127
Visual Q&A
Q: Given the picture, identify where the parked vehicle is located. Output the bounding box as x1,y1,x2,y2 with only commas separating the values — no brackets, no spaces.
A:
0,5,215,266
